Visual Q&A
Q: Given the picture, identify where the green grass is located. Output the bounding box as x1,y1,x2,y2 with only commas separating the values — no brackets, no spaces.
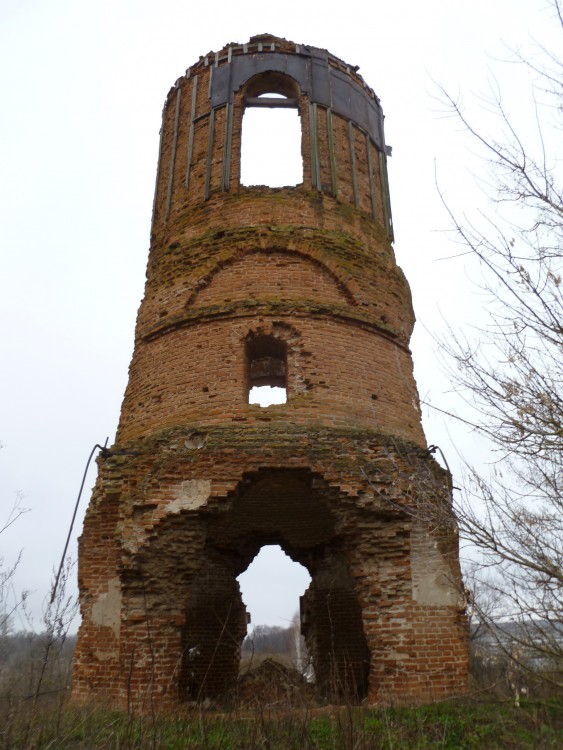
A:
2,697,561,749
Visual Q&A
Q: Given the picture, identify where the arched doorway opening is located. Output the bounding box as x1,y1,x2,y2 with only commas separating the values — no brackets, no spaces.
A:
178,469,370,702
237,544,311,674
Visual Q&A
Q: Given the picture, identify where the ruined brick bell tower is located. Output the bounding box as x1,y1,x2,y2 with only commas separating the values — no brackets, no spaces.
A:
74,35,468,708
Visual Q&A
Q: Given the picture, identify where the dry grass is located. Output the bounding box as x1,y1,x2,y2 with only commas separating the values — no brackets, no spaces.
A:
1,694,562,749
1,632,562,749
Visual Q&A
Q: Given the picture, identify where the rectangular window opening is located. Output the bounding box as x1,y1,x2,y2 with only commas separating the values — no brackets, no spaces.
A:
247,335,288,407
241,106,303,187
249,385,287,406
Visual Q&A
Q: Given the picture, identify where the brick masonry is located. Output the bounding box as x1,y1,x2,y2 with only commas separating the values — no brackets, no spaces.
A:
73,34,469,710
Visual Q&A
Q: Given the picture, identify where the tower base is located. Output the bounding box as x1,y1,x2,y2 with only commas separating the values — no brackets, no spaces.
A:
73,425,468,711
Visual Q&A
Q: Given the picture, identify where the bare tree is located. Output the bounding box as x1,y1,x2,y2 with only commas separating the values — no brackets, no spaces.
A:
437,0,563,691
0,493,29,638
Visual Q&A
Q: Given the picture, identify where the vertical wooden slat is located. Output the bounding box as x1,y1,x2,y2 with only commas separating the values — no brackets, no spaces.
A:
379,150,394,240
221,103,233,192
309,102,321,190
327,108,338,197
366,133,377,220
165,87,182,221
151,123,165,229
204,107,215,200
348,120,359,208
185,75,198,189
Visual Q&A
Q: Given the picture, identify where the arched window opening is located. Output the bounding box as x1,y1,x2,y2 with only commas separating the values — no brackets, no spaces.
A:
246,334,287,405
237,545,311,673
241,80,303,187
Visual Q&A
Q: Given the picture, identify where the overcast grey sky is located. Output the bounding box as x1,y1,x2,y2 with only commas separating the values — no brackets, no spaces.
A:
1,0,559,631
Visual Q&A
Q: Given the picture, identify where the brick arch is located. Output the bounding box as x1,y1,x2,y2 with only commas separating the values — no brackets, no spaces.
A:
119,466,370,702
126,465,341,573
241,70,301,99
201,465,371,702
188,248,357,309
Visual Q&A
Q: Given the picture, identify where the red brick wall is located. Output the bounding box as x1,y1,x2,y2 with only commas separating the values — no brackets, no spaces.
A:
74,35,468,711
116,317,423,444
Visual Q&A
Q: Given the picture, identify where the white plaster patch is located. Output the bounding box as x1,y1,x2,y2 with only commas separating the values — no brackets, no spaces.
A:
91,577,121,637
168,479,211,513
118,520,145,554
411,526,459,606
93,649,115,661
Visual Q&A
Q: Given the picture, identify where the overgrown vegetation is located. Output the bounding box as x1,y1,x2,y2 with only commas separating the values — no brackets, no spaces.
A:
1,620,562,749
240,619,308,673
0,689,561,749
434,0,563,691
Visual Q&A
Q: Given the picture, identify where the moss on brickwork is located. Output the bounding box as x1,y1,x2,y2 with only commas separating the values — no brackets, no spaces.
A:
74,35,468,712
140,302,401,344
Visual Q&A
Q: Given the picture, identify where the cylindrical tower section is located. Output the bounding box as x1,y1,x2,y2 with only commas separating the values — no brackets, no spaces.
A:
74,35,468,711
117,33,422,445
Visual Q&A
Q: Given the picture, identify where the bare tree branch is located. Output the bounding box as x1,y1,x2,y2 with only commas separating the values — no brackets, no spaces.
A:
437,0,563,691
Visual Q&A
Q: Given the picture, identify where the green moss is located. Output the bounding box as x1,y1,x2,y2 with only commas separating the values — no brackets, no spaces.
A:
113,422,423,460
140,300,401,343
